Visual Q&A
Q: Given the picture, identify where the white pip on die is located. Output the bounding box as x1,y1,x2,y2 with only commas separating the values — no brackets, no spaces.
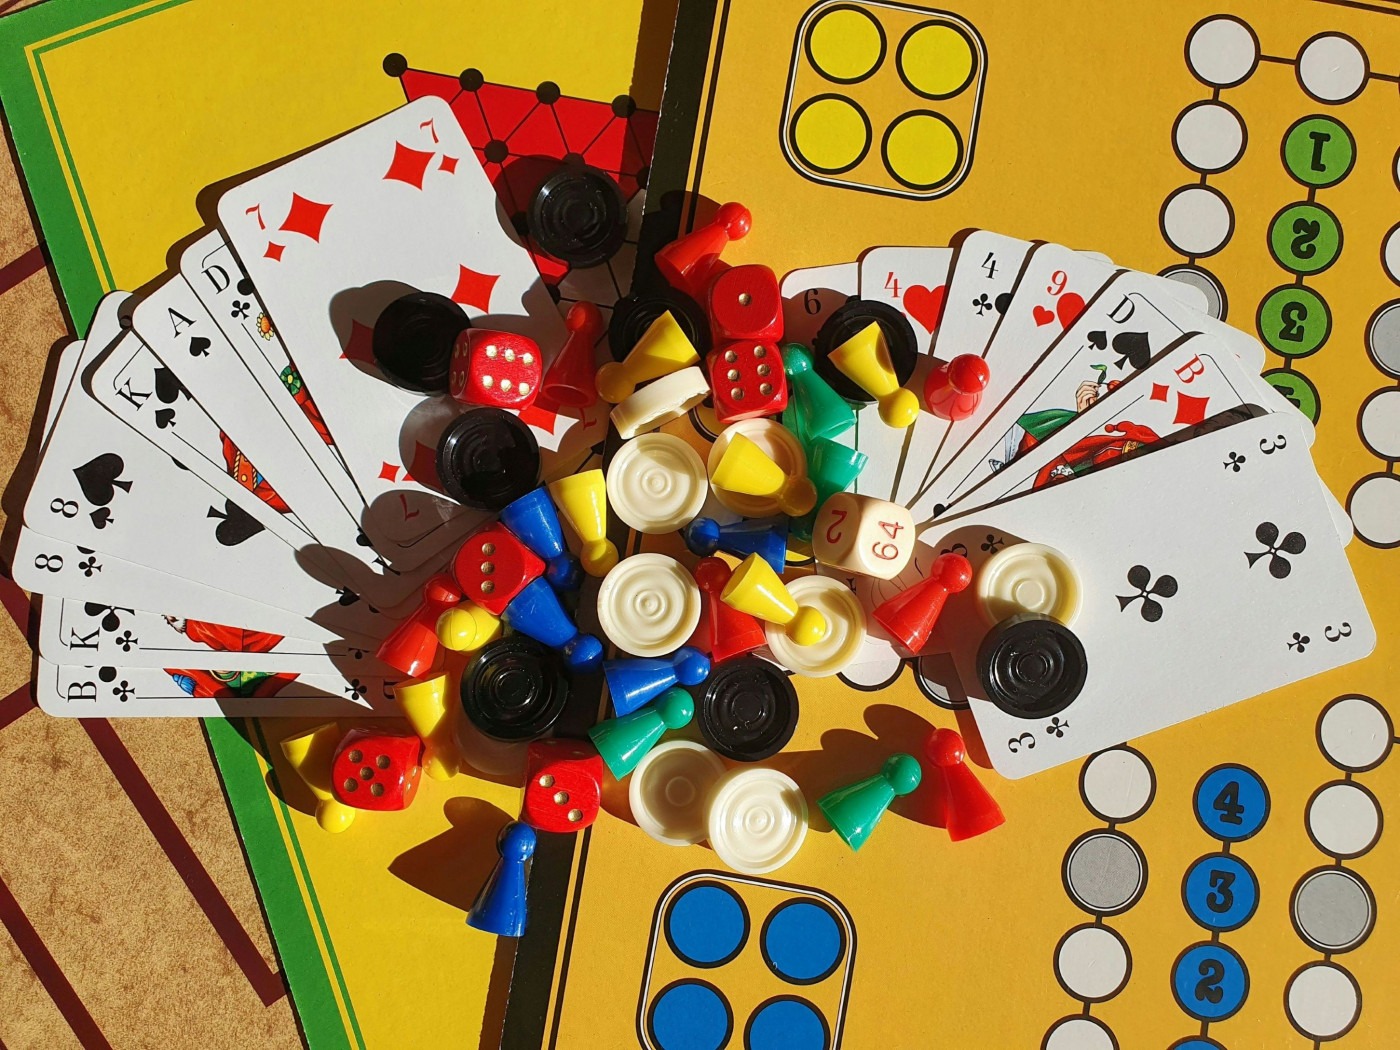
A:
813,493,915,580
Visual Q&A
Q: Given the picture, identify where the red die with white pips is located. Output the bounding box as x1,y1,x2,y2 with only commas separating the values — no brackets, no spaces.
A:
451,523,545,615
330,727,424,812
450,328,543,410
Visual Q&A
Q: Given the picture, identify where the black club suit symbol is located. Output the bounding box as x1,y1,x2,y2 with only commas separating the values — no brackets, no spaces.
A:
1289,632,1310,653
972,293,993,315
1116,565,1178,622
1046,717,1069,737
344,679,368,700
115,630,138,652
1224,452,1245,472
230,300,251,319
1246,522,1306,579
78,555,102,577
980,533,1005,553
113,679,135,702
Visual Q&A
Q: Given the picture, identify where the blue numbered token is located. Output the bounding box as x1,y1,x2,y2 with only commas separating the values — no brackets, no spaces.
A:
1193,765,1270,841
1171,942,1249,1021
1182,853,1259,932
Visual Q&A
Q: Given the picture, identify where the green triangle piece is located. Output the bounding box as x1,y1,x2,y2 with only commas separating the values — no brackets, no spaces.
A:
791,437,868,541
817,753,922,851
587,687,694,779
784,343,856,446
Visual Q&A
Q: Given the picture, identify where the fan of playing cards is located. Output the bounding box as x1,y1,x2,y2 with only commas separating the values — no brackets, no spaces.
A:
16,95,1374,784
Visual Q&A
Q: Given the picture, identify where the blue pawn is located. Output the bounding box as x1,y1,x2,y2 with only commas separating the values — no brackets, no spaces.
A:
604,646,710,716
500,487,583,591
467,821,534,937
682,516,788,574
503,576,603,672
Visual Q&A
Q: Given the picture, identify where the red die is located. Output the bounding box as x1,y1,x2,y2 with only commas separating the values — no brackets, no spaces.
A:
521,738,603,832
451,523,545,615
706,341,789,425
449,329,543,410
330,727,424,811
708,264,783,345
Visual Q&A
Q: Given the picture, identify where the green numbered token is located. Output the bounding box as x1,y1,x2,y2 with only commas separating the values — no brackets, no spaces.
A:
1268,202,1342,276
1257,285,1331,359
1263,368,1321,424
1283,116,1356,189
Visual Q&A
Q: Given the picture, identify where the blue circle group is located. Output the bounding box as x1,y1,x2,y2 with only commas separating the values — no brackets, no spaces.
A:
648,980,733,1050
666,883,750,967
745,997,830,1050
1193,765,1270,841
762,900,846,984
1171,942,1249,1021
1182,853,1259,932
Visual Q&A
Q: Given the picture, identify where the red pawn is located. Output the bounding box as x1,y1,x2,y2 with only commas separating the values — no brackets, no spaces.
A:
375,572,462,678
695,557,766,663
924,354,990,422
873,553,972,652
926,728,1004,841
655,202,751,300
541,301,603,409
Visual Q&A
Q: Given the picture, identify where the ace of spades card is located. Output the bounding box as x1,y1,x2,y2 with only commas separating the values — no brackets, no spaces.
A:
217,96,571,552
919,412,1373,779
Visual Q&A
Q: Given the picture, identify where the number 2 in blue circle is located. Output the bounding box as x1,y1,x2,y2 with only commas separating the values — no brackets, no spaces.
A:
1183,853,1259,931
1194,765,1270,841
1172,942,1249,1021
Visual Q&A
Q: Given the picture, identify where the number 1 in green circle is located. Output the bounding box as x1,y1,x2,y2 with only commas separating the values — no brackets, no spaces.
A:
1258,285,1331,358
1283,115,1356,189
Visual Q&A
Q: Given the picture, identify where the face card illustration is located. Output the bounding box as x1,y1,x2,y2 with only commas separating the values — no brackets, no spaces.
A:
919,412,1373,778
217,96,567,545
35,658,399,718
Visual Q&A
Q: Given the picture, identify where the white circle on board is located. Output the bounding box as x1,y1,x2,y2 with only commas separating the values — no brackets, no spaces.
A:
1055,925,1130,1002
1318,695,1393,771
1186,16,1259,88
1298,34,1368,104
1080,748,1155,822
1042,1015,1117,1050
1161,186,1233,257
1286,962,1361,1040
1359,389,1400,460
1348,474,1400,547
1173,101,1246,173
1306,781,1381,858
1383,224,1400,285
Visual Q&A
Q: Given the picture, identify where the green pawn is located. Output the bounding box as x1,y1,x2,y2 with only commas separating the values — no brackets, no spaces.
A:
782,343,856,449
818,753,922,851
791,437,868,541
588,687,694,779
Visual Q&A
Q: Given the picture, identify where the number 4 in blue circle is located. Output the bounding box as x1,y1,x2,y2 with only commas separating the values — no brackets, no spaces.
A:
1193,764,1270,841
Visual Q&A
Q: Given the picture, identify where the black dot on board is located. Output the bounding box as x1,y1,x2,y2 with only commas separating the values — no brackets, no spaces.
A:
536,81,561,104
459,68,485,91
484,140,509,164
236,278,254,296
611,94,637,118
381,53,408,78
99,667,117,683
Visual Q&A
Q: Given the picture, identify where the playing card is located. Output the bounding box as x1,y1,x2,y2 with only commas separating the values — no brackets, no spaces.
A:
921,411,1373,778
911,271,1299,520
24,336,391,644
37,597,391,674
129,269,381,569
34,657,397,718
216,96,569,550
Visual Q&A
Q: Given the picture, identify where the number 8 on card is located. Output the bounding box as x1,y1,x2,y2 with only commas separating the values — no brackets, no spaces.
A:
813,493,915,580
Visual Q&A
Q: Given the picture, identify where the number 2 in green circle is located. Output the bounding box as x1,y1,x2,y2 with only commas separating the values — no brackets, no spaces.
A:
1268,202,1342,276
1263,368,1321,423
1257,285,1331,358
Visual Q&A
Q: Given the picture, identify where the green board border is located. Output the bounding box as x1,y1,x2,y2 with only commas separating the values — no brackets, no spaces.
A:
0,2,355,1046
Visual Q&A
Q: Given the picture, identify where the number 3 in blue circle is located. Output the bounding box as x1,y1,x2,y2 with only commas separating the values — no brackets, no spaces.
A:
1193,764,1270,841
1182,853,1259,932
1171,942,1249,1021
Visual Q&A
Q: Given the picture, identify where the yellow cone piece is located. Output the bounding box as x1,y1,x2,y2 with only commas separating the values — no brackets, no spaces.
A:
721,553,827,646
594,311,699,403
710,433,817,517
829,321,919,429
280,723,356,833
436,602,501,653
395,672,461,781
548,469,619,576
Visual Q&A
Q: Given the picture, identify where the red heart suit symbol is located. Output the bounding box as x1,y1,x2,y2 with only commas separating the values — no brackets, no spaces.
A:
1057,291,1087,328
1032,305,1055,327
903,284,947,334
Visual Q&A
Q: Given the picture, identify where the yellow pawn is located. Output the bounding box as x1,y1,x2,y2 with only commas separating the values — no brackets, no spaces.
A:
595,311,699,403
436,602,501,652
548,469,619,576
721,552,827,646
710,433,817,517
829,321,919,429
280,723,356,833
396,672,461,781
